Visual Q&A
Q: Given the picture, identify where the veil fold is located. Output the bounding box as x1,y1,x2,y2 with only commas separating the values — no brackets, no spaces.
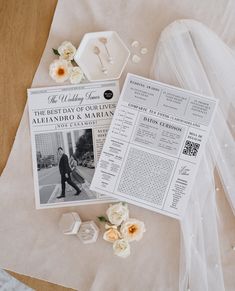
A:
151,19,235,291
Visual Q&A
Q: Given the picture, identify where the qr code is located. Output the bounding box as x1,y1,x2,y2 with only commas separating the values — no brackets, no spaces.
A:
182,140,200,157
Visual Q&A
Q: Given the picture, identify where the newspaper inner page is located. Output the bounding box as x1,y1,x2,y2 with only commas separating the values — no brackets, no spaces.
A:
90,74,218,219
28,81,118,209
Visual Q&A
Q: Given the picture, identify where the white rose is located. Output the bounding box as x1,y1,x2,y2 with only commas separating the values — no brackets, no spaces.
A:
113,239,130,258
120,218,146,242
58,41,77,61
103,224,121,243
49,59,70,83
106,202,129,226
69,66,84,84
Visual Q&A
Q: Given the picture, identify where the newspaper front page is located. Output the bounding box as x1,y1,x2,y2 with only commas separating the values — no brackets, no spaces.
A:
28,81,118,209
90,74,218,219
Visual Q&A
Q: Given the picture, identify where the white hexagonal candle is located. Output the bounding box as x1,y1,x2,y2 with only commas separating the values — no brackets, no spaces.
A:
59,212,81,235
77,221,99,244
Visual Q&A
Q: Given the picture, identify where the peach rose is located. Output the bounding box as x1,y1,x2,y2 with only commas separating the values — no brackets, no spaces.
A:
120,219,146,242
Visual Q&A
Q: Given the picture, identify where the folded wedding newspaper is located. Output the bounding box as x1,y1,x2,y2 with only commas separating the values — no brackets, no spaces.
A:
28,81,118,208
90,74,218,219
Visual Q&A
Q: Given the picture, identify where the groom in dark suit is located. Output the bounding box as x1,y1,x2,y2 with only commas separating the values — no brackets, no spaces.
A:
57,147,81,199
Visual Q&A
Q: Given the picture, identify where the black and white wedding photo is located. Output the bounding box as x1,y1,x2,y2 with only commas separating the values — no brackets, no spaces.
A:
35,128,96,205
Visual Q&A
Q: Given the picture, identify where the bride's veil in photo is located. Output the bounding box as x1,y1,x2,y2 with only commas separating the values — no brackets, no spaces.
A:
151,19,235,291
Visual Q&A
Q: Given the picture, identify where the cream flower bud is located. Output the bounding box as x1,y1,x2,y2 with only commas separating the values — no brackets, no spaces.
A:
49,59,70,83
58,41,77,61
120,218,146,242
113,239,130,258
69,66,84,84
106,202,129,226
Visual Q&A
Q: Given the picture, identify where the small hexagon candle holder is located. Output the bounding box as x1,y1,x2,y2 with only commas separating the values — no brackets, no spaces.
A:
77,221,99,244
59,212,81,235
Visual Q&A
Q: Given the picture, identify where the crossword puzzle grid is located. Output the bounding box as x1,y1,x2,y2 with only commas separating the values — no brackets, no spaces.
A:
118,147,175,206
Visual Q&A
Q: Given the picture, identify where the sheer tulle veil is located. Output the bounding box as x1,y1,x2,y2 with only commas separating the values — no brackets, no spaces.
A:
151,19,235,291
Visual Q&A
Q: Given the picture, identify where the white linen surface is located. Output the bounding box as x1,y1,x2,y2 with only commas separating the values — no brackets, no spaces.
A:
0,1,235,290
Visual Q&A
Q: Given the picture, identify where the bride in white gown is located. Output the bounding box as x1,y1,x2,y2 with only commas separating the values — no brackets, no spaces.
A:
151,19,235,291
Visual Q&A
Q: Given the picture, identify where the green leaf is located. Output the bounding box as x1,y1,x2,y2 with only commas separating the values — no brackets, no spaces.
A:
98,216,109,223
71,59,77,66
52,48,60,56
